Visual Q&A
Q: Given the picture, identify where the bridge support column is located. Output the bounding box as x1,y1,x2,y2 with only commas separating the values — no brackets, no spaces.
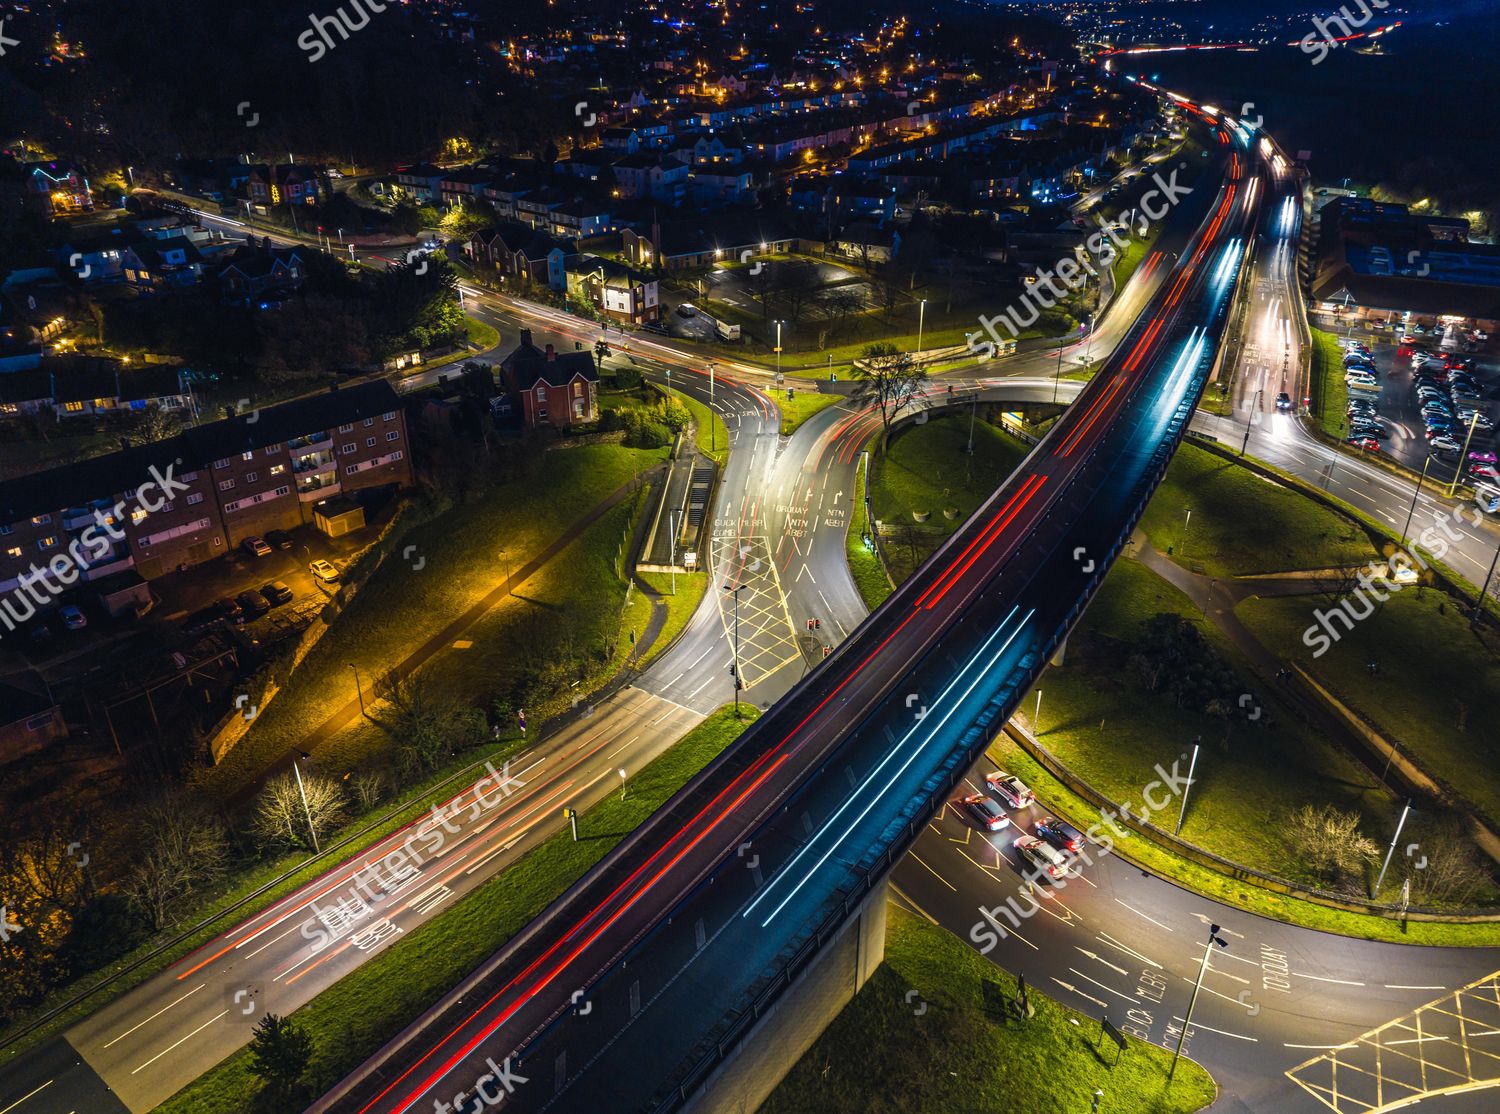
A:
683,876,889,1114
1050,635,1067,667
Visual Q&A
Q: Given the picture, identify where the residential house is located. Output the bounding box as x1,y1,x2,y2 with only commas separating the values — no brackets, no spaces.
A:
23,161,92,216
689,168,757,207
500,330,599,429
568,256,659,325
611,153,690,205
395,163,449,202
216,243,308,305
601,128,642,155
439,166,493,207
624,214,798,271
247,164,330,207
0,359,192,422
467,222,577,292
0,676,66,767
122,236,206,292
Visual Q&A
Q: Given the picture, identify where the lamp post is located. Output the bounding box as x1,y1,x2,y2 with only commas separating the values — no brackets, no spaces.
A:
292,751,320,853
707,360,717,452
1373,799,1413,899
1181,507,1193,557
1400,455,1431,547
915,298,927,363
1447,411,1483,498
499,547,512,594
724,583,747,716
669,510,678,596
1475,532,1500,630
965,384,978,455
1171,924,1228,1079
348,662,366,717
775,320,784,382
1175,738,1200,836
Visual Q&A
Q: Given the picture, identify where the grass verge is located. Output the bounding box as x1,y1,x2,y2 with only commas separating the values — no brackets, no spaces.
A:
1237,589,1500,829
760,906,1217,1114
157,706,758,1114
778,388,845,437
670,387,729,465
870,414,1030,583
1309,327,1351,440
847,441,891,612
1028,558,1405,883
635,570,708,668
994,732,1500,946
201,443,665,800
1139,442,1375,577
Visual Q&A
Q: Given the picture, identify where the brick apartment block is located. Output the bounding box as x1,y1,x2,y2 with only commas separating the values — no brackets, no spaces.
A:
0,381,413,594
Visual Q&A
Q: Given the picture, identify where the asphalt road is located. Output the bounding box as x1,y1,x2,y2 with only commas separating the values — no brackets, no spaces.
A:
319,126,1261,1114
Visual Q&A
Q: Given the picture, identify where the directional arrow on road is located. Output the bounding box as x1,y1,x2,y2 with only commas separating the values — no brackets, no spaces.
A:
1076,946,1129,976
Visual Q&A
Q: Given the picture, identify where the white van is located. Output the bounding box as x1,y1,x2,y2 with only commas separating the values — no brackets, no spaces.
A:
1475,483,1500,514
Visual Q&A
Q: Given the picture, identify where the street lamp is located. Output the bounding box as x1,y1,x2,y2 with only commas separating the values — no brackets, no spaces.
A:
774,320,784,382
1180,507,1192,557
915,298,927,362
669,510,678,596
724,583,747,716
1373,799,1413,899
1447,410,1483,499
1171,924,1229,1079
292,751,321,853
707,360,717,452
1400,455,1431,547
348,662,366,717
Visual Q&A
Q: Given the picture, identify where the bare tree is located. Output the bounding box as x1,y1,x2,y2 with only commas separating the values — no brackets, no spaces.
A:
122,794,228,929
823,288,864,336
253,771,347,852
1406,817,1488,906
1283,804,1379,892
350,770,387,812
854,343,928,452
776,263,821,323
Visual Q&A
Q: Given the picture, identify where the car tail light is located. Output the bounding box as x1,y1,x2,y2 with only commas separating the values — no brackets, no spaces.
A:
1049,865,1064,878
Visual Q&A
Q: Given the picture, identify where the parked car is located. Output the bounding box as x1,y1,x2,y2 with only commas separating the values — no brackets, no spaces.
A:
1469,452,1499,465
675,303,698,317
261,581,294,606
1035,815,1086,854
961,793,1011,832
309,559,341,584
1347,437,1380,452
266,529,294,551
986,771,1035,809
1430,435,1463,454
60,605,87,630
236,589,271,620
1014,834,1073,880
242,536,272,558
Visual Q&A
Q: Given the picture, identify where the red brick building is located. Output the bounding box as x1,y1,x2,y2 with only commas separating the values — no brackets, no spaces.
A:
0,381,413,596
501,330,599,429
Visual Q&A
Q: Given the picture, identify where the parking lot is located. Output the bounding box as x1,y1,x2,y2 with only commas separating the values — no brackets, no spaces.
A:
1340,334,1497,485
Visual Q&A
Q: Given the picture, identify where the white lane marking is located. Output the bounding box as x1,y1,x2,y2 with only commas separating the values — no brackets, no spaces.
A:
1386,984,1446,991
907,851,957,892
1097,930,1162,970
1292,972,1365,986
130,1010,228,1074
979,904,1039,952
1385,1035,1451,1047
1052,978,1107,1011
1285,1042,1360,1050
1075,947,1128,976
0,1082,53,1114
1115,899,1173,931
1069,966,1134,1003
1172,1015,1259,1042
103,983,206,1048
